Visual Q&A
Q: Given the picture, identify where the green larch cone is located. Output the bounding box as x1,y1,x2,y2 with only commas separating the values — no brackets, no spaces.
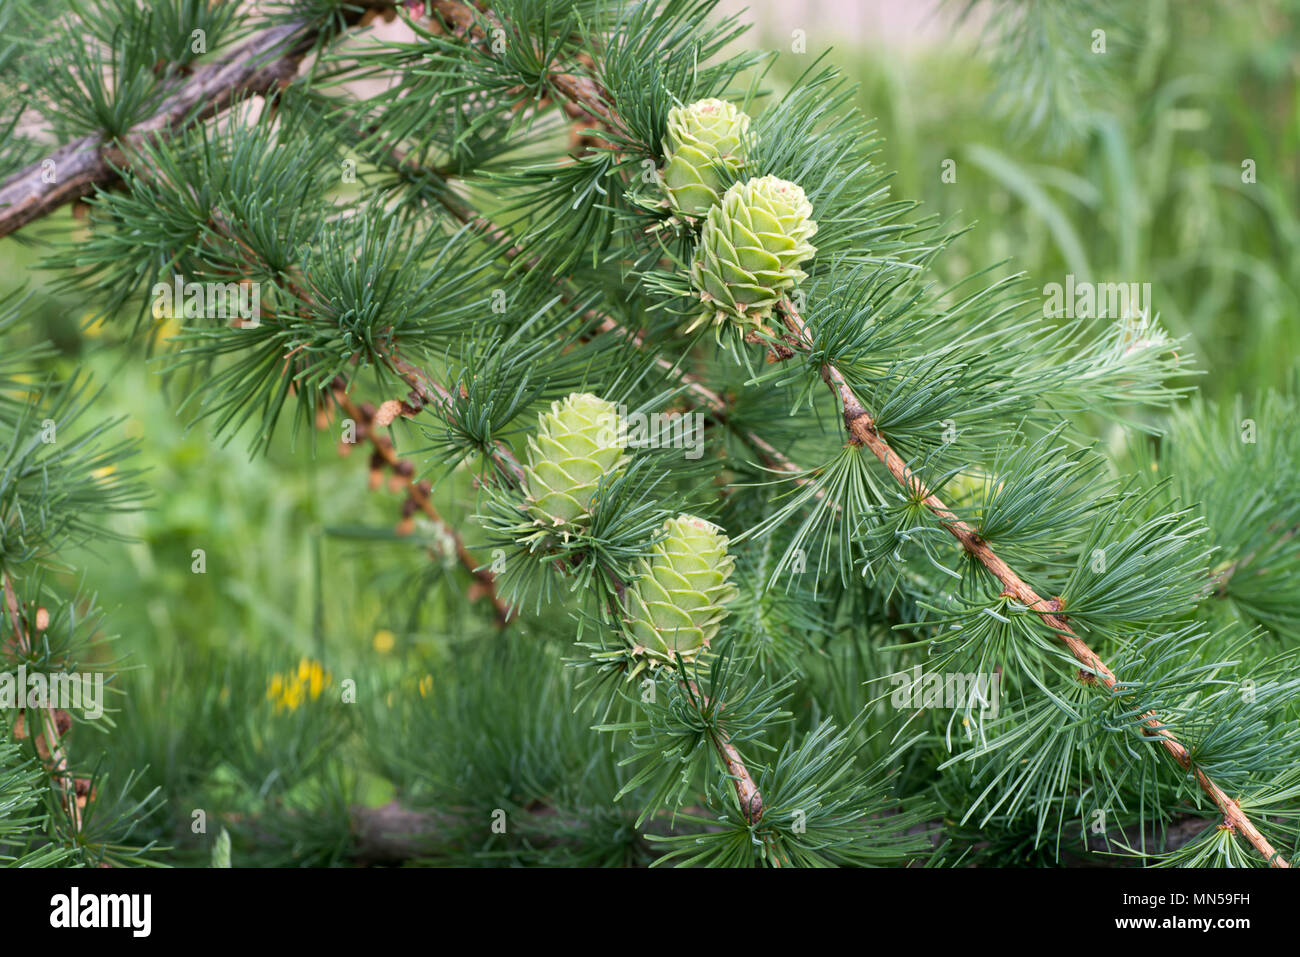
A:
624,514,738,667
660,98,751,218
523,393,627,528
689,175,818,329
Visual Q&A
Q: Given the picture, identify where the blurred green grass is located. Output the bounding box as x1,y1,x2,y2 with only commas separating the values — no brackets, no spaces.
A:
754,1,1299,396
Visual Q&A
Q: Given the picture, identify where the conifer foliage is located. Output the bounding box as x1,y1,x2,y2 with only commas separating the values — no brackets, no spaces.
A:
0,0,1297,868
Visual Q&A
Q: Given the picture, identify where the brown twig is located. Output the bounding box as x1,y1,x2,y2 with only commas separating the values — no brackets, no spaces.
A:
682,680,765,830
779,300,1289,868
381,354,527,486
331,384,511,626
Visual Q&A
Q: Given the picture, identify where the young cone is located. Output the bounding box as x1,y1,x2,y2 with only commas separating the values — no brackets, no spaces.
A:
624,514,738,667
523,393,628,529
660,98,751,218
689,175,818,329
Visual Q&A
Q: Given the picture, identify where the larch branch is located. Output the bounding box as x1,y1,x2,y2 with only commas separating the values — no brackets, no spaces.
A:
0,22,317,239
376,353,767,825
0,1,409,239
780,301,1289,868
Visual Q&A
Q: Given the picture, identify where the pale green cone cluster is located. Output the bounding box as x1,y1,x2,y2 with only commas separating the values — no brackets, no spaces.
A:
523,393,627,528
660,98,751,218
624,514,738,666
689,174,818,329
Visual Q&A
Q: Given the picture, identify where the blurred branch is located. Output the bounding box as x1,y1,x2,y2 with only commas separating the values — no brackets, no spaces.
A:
330,382,511,626
348,799,714,865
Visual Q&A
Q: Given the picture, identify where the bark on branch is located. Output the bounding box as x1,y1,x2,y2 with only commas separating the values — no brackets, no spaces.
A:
0,21,323,239
0,0,419,238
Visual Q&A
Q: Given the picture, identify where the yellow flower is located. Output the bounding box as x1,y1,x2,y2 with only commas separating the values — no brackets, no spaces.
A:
418,674,433,698
267,659,332,713
372,629,395,654
311,663,326,698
